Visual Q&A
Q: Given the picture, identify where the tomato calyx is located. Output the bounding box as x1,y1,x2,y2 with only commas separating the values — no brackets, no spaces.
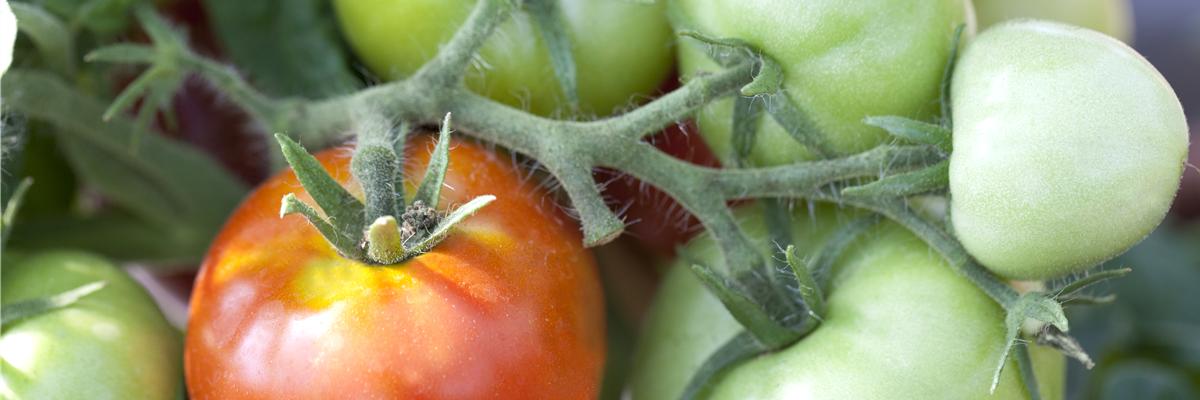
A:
0,280,108,328
276,113,496,265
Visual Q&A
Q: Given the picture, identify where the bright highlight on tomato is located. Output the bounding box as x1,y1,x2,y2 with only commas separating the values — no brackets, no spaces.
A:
949,20,1189,281
1,251,184,400
184,135,606,399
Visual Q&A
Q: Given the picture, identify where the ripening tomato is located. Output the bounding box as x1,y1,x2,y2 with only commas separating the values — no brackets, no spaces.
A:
185,134,606,399
949,20,1189,281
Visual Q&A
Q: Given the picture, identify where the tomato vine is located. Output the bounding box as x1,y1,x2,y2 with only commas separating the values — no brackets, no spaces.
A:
1,0,1151,397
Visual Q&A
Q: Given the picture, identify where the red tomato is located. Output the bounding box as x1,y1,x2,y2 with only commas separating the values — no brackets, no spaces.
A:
185,135,606,399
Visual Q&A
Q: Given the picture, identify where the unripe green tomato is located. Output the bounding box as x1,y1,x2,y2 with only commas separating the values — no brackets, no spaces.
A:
1,251,183,399
949,20,1189,281
630,204,1064,400
973,0,1133,44
332,0,673,118
674,0,974,166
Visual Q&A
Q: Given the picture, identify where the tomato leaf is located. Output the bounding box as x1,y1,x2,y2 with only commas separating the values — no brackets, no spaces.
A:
10,2,74,78
1,281,108,328
7,212,215,263
840,159,949,197
201,0,360,98
679,331,769,400
1,70,248,262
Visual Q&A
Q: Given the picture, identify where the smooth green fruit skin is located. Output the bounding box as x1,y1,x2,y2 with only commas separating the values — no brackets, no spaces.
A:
1,251,183,400
333,0,674,118
674,0,974,166
973,0,1133,44
630,204,1064,400
949,20,1189,281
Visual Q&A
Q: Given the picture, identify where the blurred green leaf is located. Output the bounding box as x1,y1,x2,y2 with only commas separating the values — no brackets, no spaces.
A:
9,212,212,263
202,0,360,98
2,69,247,263
1098,360,1198,400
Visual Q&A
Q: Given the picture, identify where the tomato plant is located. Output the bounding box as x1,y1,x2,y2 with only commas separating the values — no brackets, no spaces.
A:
972,0,1133,43
674,0,974,166
184,134,606,399
629,204,1064,399
332,0,674,118
0,251,183,400
949,20,1190,281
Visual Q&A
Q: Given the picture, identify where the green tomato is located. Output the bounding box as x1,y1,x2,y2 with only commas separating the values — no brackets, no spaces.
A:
333,0,674,118
949,20,1189,281
630,204,1064,399
973,0,1133,44
674,0,974,166
1,251,183,400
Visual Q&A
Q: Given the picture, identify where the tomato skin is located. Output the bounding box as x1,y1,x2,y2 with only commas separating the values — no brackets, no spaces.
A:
675,0,974,166
630,204,1064,400
332,0,673,118
185,135,606,399
973,0,1133,43
949,20,1189,281
0,251,184,400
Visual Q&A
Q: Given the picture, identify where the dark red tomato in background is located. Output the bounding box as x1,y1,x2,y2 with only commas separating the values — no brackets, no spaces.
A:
185,135,606,399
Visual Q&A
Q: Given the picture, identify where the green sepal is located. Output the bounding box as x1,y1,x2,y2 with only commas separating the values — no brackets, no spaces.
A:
392,122,409,210
938,24,966,127
729,95,762,168
526,0,579,107
765,94,834,159
414,114,453,209
740,57,781,97
678,331,770,400
785,245,824,323
2,281,108,328
862,115,952,152
11,2,74,78
1059,294,1117,307
1051,268,1131,298
991,292,1070,393
280,193,362,259
841,159,949,197
688,262,800,349
1014,342,1044,400
274,133,365,242
677,30,757,68
676,30,781,97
